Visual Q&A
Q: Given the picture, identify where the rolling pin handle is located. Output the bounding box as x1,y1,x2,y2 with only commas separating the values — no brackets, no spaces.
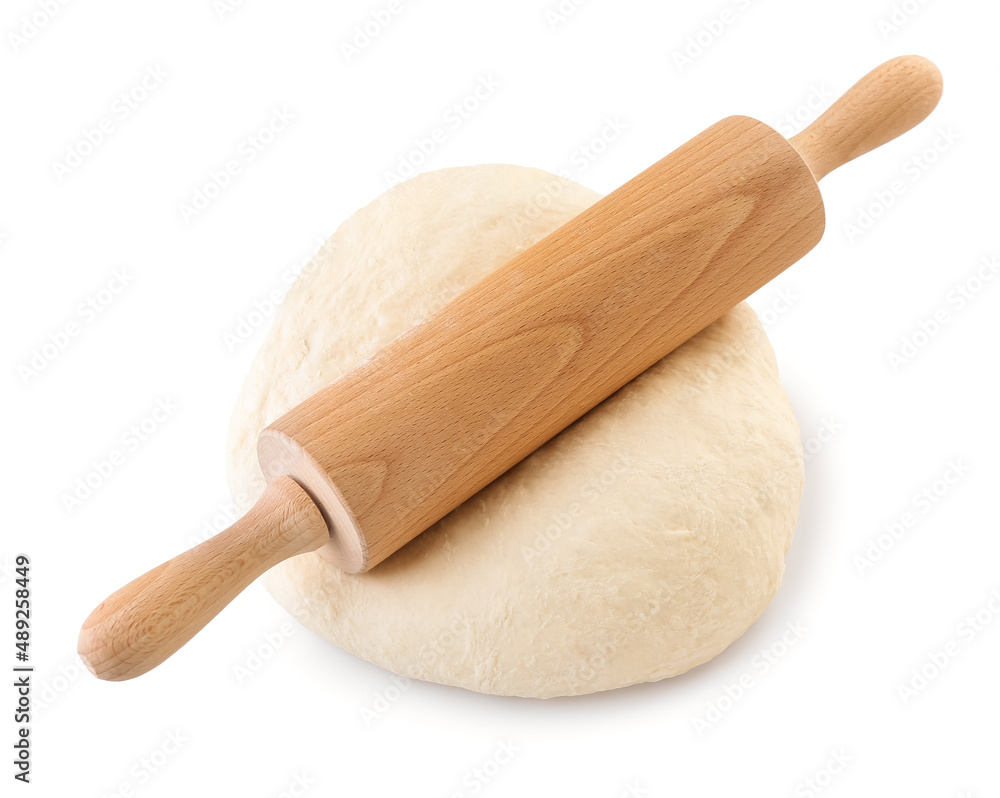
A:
77,477,329,681
790,55,943,181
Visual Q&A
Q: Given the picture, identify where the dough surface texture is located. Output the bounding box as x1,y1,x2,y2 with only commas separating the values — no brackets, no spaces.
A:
226,164,803,698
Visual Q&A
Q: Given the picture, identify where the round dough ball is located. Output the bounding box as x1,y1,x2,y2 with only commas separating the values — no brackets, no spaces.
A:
226,164,803,698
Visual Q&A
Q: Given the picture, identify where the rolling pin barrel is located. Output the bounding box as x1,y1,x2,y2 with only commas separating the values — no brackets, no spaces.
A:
259,115,825,573
79,55,943,681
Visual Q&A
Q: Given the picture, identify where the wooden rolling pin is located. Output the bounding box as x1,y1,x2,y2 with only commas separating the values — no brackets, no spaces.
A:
80,56,943,681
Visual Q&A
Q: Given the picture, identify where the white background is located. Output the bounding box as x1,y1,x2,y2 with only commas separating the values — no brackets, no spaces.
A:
3,0,998,796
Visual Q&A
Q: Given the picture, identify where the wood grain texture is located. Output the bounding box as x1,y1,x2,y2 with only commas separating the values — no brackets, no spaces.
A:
78,477,328,681
791,55,943,181
259,116,825,572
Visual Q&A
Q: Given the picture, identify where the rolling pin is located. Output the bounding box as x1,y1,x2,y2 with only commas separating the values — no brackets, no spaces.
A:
80,56,943,681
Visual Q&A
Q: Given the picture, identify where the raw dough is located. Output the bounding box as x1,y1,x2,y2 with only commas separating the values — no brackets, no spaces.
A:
226,164,803,698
